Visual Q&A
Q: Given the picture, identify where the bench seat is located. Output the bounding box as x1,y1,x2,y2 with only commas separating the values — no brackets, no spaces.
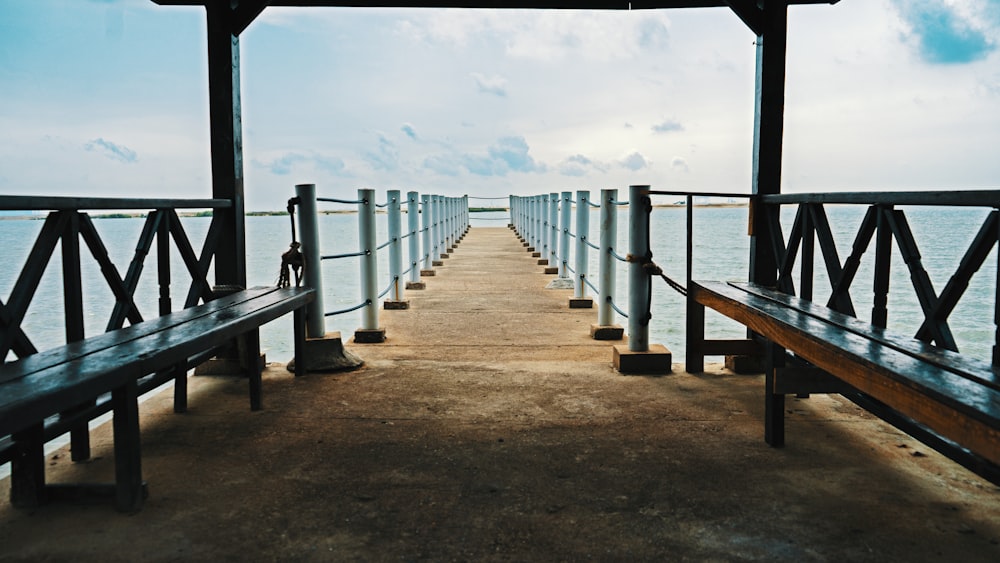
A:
0,286,314,511
689,280,1000,480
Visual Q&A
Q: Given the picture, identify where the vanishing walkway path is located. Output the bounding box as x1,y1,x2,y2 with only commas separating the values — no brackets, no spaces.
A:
2,227,999,561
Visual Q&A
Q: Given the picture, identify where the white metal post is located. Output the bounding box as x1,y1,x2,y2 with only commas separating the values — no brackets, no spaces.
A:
294,183,325,338
407,191,420,284
358,188,379,330
387,189,404,302
628,185,650,352
598,188,617,327
549,192,559,269
559,191,571,278
421,194,432,270
575,190,590,299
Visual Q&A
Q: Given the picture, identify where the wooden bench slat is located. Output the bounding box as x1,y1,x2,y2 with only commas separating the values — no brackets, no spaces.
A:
730,281,1000,393
0,287,313,437
0,287,292,384
691,280,1000,467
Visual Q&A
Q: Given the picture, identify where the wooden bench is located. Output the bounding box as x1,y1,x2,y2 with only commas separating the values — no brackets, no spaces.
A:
688,280,1000,484
0,286,314,512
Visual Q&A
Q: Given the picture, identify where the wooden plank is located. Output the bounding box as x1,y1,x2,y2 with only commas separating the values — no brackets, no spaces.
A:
762,189,1000,207
0,288,313,436
0,196,230,212
731,282,1000,393
690,281,1000,466
700,339,760,357
0,287,294,382
773,366,853,395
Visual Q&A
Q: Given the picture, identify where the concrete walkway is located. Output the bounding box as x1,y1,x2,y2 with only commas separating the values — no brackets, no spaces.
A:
1,227,999,561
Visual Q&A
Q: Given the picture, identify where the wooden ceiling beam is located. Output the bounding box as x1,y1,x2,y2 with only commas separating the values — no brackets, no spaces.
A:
724,0,762,35
152,0,839,9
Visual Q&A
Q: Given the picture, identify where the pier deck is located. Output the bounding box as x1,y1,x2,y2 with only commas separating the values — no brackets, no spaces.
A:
2,227,999,561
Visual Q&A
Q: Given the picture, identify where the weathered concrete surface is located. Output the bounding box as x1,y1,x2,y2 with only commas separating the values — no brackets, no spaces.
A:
1,227,999,561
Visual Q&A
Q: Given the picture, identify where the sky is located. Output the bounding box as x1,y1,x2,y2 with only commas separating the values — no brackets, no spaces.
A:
0,0,998,212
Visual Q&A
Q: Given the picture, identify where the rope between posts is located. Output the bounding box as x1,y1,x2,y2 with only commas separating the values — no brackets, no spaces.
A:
584,239,600,251
376,238,393,251
587,200,601,208
583,277,600,295
322,250,367,261
378,278,396,299
609,298,629,319
318,197,365,205
609,248,628,262
325,300,371,317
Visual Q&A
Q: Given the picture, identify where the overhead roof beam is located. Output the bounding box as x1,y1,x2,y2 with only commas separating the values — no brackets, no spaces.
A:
233,1,270,35
153,1,839,9
724,0,762,35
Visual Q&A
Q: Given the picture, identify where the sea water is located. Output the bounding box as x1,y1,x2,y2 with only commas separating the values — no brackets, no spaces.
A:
0,206,996,365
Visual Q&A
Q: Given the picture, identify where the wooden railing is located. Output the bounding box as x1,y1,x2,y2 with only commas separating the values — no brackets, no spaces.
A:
0,196,231,363
753,190,999,366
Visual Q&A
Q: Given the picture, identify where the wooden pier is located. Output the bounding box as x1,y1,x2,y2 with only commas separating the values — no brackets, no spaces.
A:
2,227,998,561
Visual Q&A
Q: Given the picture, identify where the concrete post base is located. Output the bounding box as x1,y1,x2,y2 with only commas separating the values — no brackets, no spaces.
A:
569,297,593,309
354,328,386,344
536,258,548,265
543,266,558,275
432,260,444,267
405,281,426,290
440,254,450,259
613,344,672,375
532,252,542,258
286,331,364,373
384,300,410,310
526,246,535,252
590,324,624,340
420,269,436,277
195,354,265,376
446,248,454,254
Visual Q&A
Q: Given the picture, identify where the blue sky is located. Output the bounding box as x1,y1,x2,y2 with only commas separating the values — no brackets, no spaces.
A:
1,0,998,211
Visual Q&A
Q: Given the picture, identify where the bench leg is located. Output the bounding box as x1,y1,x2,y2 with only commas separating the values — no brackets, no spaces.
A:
112,380,145,512
764,341,786,447
240,328,263,411
10,422,46,508
173,362,188,414
685,294,706,373
293,306,306,377
64,401,93,462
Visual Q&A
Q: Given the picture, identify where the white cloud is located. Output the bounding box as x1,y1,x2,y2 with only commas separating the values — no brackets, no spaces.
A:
471,73,508,97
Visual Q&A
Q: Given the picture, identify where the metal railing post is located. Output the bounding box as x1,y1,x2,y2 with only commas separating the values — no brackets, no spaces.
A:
575,190,590,298
559,191,571,278
432,195,442,261
549,192,559,269
628,185,650,352
294,183,325,338
421,194,432,270
598,188,617,327
407,191,420,285
534,195,542,251
387,189,404,302
358,188,379,331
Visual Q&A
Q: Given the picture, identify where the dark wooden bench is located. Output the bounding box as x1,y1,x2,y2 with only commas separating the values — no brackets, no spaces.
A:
688,280,1000,484
0,286,314,512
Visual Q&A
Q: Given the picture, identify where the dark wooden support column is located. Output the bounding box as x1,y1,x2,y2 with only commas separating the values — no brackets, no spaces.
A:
747,0,788,287
206,3,247,288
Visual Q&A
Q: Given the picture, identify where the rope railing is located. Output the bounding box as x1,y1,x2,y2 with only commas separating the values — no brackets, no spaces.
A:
317,197,365,205
321,250,367,261
292,185,470,343
325,300,371,318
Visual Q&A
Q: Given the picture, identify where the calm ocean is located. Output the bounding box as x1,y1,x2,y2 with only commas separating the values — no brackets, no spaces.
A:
1,206,995,365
